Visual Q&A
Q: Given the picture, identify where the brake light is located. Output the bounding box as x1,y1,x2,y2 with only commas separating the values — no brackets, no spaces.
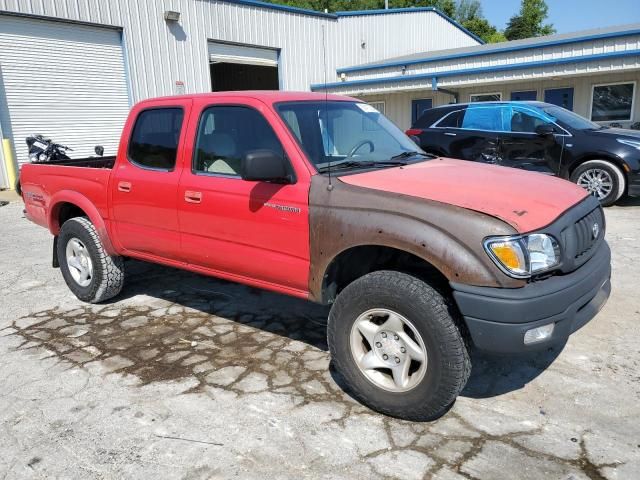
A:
405,129,422,136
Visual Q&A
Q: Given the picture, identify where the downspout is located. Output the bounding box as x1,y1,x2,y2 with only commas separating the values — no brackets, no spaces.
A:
432,77,459,104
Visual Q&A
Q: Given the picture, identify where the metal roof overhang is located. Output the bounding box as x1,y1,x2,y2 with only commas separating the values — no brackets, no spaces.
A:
311,49,640,94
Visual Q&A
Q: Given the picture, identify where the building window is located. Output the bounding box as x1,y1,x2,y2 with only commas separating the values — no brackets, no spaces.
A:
591,82,635,122
367,102,385,114
469,92,502,103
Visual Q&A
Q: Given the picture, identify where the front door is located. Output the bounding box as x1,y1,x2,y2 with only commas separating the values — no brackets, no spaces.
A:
411,98,433,125
496,105,564,174
544,88,574,110
110,99,190,259
177,98,310,293
446,105,506,164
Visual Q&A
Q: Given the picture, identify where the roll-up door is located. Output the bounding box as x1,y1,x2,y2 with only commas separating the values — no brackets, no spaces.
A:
0,15,130,167
208,41,280,91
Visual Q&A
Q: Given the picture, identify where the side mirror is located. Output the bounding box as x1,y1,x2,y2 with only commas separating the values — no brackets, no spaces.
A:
95,145,104,156
535,124,555,137
240,149,291,184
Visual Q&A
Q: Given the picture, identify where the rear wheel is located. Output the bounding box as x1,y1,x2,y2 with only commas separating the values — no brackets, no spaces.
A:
328,271,470,421
57,217,124,303
571,160,626,207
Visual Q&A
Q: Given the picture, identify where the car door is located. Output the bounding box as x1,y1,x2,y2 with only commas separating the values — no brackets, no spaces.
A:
445,105,505,164
496,105,564,174
110,99,190,259
177,97,310,294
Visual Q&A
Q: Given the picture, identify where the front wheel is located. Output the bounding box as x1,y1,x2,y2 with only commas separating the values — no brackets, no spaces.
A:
327,271,471,421
571,160,626,207
57,217,125,303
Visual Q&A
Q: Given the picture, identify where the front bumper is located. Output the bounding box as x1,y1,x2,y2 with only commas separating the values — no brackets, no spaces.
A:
451,241,611,353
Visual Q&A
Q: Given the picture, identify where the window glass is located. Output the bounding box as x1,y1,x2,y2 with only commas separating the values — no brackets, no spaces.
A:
435,110,464,128
277,101,422,171
460,106,509,131
128,108,183,170
591,83,635,121
510,107,556,133
193,106,285,176
469,93,502,102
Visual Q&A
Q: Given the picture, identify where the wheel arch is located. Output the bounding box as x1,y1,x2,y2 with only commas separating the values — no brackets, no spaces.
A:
566,154,628,181
49,191,117,255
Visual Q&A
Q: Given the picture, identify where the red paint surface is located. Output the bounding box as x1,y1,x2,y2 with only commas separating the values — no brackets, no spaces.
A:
20,91,588,299
340,158,588,233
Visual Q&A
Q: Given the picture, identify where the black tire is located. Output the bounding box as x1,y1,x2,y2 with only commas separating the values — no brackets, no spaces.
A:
328,271,471,421
570,160,626,207
57,217,124,303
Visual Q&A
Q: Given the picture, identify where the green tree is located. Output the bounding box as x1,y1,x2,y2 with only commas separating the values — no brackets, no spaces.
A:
504,0,555,40
454,0,505,44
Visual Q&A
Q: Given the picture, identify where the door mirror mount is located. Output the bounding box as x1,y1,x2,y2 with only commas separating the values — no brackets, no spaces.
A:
535,124,556,137
240,150,292,184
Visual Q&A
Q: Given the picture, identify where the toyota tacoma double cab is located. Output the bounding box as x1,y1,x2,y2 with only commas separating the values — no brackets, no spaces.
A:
19,92,611,421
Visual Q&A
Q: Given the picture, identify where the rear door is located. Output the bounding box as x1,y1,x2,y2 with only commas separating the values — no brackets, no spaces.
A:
445,105,506,164
110,99,190,259
177,97,310,293
497,105,564,174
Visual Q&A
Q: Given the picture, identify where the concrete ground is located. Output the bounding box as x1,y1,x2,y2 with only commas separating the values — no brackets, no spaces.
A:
0,197,639,480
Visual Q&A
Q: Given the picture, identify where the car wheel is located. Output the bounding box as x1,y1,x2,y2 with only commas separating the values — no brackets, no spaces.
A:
57,217,125,303
327,270,471,421
571,160,626,207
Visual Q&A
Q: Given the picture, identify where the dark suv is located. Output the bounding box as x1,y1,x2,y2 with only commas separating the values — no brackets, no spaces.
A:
406,101,640,206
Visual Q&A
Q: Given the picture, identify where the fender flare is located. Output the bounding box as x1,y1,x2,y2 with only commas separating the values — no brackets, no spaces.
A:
48,190,117,256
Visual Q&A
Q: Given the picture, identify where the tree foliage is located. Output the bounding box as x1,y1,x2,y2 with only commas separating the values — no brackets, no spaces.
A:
504,0,555,40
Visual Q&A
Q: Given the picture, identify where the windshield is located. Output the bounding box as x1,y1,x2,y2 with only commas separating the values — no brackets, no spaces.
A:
276,101,426,173
541,105,601,130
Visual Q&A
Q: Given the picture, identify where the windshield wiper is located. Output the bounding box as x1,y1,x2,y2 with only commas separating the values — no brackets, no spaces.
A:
317,160,408,174
389,151,432,161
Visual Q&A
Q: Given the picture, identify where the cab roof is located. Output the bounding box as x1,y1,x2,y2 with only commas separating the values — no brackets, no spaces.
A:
137,91,359,106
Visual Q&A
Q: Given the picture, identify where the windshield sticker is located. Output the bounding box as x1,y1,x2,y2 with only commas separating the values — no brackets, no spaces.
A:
357,103,380,114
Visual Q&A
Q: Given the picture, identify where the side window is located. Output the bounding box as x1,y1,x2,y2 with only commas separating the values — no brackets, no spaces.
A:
193,106,285,176
435,110,464,128
128,108,184,170
510,107,555,133
460,106,509,132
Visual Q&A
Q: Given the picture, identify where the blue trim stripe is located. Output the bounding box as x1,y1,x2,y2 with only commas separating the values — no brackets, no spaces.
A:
222,2,484,44
337,27,640,74
312,48,640,91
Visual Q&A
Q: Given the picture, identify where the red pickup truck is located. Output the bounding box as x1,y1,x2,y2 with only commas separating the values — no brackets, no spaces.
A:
20,91,611,421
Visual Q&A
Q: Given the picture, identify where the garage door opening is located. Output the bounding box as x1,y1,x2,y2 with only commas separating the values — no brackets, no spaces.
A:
208,41,279,92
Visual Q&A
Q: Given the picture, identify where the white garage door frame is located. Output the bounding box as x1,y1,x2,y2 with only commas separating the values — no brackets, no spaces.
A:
0,12,131,179
208,40,281,88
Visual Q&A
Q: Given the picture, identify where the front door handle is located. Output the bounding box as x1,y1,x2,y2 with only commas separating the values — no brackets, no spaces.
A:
184,191,202,204
444,132,457,137
118,181,132,192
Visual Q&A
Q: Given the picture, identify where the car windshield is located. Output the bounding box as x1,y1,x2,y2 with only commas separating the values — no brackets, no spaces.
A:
276,101,428,173
541,105,601,130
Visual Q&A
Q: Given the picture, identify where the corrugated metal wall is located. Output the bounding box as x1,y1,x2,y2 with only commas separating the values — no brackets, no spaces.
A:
0,0,479,102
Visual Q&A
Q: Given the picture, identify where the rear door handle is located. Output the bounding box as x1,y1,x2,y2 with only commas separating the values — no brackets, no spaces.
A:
118,181,132,192
184,191,202,204
444,132,457,136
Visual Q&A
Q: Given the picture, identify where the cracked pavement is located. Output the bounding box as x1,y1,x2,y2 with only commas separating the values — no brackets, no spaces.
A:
1,199,639,479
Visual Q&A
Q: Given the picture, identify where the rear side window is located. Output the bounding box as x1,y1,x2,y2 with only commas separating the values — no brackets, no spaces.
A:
128,108,184,170
460,106,509,132
435,110,464,128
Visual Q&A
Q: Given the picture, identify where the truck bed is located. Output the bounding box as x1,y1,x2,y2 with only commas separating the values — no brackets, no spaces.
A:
36,155,116,169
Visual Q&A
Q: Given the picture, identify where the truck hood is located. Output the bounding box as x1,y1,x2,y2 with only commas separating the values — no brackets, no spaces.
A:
339,158,588,233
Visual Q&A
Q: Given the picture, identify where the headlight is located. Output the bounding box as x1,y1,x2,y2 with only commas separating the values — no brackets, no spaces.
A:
484,234,560,278
617,138,640,150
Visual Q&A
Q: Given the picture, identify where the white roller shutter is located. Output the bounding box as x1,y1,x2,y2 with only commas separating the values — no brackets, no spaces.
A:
0,15,130,166
208,41,279,67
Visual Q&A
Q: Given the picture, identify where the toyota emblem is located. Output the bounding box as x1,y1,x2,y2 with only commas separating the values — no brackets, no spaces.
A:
592,222,599,239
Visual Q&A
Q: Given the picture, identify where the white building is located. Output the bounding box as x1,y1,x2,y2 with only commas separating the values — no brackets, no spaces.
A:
0,0,638,188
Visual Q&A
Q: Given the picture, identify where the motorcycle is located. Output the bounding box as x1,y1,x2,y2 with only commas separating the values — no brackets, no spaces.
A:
26,134,73,163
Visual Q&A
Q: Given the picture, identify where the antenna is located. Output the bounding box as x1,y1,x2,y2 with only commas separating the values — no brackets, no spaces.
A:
321,24,333,190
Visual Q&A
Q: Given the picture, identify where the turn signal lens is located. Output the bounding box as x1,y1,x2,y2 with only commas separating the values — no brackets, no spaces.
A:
487,240,527,276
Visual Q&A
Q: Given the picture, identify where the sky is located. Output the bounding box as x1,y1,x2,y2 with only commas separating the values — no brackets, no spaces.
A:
480,0,640,34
